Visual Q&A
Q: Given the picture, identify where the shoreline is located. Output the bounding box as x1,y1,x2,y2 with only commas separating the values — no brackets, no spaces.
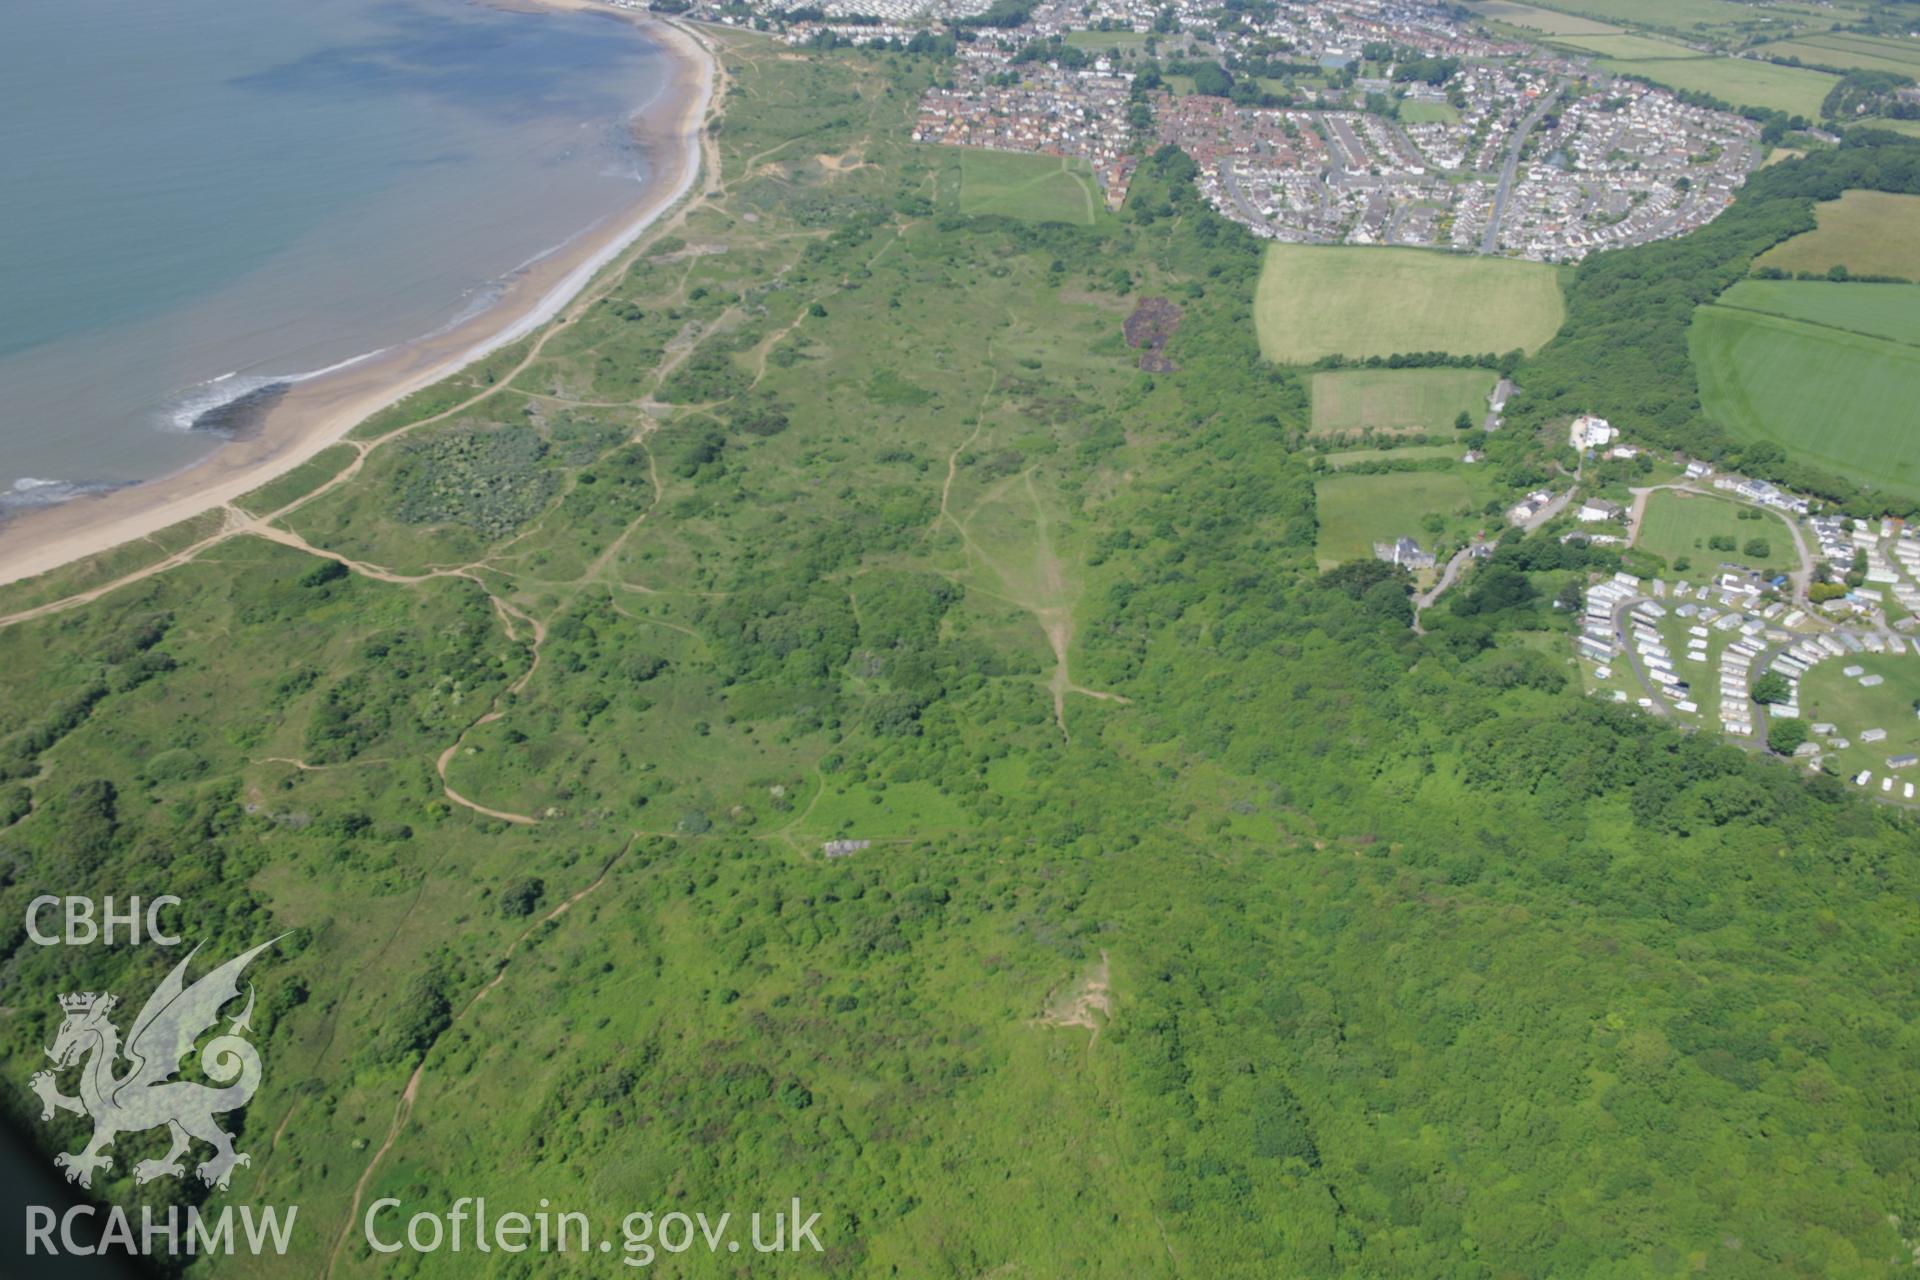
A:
0,6,714,588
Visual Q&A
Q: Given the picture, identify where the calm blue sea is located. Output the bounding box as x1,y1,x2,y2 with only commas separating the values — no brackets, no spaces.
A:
0,0,666,507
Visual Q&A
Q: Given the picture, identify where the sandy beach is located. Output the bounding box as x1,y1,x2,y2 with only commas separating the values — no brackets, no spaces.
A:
0,6,713,588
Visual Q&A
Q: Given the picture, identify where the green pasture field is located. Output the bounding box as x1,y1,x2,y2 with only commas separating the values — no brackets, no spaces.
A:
1256,244,1565,363
1062,29,1152,51
1755,33,1920,75
1632,489,1799,573
1717,278,1920,345
1309,367,1496,435
940,147,1103,226
1692,303,1920,502
1859,116,1920,138
1596,55,1838,117
1758,35,1920,75
1314,468,1495,566
1469,0,1621,33
1754,191,1920,280
1548,31,1706,58
1519,0,1823,32
1799,653,1920,786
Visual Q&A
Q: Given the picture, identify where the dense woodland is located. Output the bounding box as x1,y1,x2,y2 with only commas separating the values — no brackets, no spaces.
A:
0,36,1918,1278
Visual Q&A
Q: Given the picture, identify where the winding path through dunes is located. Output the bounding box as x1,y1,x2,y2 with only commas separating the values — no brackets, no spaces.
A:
0,17,732,826
930,347,1130,743
323,835,639,1279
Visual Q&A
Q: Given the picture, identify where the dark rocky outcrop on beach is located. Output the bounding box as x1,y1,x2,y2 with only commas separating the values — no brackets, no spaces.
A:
191,381,292,439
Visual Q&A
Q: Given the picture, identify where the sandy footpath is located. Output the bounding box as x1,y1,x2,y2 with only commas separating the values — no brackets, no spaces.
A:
0,7,714,588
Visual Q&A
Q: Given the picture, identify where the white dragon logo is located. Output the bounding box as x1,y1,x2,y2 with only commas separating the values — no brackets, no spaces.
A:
27,937,282,1191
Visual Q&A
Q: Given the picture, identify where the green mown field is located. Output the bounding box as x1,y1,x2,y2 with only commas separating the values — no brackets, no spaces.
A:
1717,278,1920,345
1632,489,1799,573
944,147,1102,226
1309,367,1496,435
1754,190,1920,280
1596,55,1837,117
1692,302,1920,501
1314,468,1494,566
1255,245,1565,363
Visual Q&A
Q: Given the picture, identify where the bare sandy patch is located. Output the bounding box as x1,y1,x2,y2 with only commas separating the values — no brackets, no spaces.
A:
1036,950,1113,1040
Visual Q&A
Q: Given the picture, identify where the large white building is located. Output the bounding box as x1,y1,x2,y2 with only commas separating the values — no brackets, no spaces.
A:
1570,414,1617,451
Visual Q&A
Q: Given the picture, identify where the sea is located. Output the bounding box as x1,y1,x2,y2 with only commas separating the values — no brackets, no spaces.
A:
0,0,669,512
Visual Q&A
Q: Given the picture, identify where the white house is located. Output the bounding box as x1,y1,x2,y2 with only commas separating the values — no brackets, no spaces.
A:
1577,497,1624,523
1569,414,1617,451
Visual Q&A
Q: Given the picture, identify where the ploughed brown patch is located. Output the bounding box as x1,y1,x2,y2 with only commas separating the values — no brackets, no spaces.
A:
1123,296,1182,373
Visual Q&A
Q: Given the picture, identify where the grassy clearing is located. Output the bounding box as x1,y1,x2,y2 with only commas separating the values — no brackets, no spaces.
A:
1314,468,1495,566
1632,489,1798,572
1717,278,1920,345
1692,303,1920,502
1398,100,1462,124
941,147,1101,226
1469,0,1622,33
1595,55,1837,118
1255,245,1565,364
1754,191,1920,280
1309,367,1496,435
234,443,360,518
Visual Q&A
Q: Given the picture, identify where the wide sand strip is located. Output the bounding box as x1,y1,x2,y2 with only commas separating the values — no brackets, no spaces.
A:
0,9,715,587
